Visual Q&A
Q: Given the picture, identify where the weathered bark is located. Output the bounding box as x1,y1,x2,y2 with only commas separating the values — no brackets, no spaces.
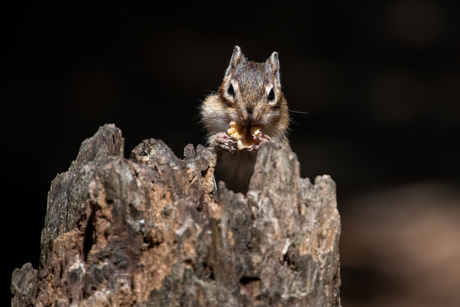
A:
11,124,341,307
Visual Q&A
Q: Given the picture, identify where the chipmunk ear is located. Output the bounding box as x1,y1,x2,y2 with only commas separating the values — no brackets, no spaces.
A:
225,46,245,78
267,51,281,86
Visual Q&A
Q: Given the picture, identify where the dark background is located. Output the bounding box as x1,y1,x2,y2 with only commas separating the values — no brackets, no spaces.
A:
4,1,460,306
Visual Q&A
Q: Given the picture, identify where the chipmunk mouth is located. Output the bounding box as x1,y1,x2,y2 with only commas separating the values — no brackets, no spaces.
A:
227,121,262,150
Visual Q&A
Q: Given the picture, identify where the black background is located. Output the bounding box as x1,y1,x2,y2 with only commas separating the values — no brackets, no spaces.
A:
4,1,460,305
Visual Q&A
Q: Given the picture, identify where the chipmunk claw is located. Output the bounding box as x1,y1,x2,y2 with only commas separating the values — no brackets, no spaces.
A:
215,132,237,154
247,132,271,152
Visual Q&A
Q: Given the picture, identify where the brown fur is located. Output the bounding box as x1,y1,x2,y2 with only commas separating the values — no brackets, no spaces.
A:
201,46,290,193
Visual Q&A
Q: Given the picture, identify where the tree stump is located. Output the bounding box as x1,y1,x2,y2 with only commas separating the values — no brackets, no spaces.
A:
11,124,341,307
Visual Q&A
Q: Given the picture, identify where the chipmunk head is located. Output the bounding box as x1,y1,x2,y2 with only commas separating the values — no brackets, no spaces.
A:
218,46,287,131
201,46,289,143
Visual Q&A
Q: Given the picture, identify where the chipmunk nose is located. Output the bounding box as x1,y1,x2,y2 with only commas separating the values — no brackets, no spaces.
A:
245,108,257,125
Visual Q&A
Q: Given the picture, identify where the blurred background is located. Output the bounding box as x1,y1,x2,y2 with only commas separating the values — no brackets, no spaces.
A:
3,1,460,306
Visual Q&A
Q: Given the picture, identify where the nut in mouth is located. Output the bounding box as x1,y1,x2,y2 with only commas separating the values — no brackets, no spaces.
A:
227,121,261,150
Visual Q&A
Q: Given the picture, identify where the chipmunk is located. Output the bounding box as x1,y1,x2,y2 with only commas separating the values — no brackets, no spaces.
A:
201,46,290,194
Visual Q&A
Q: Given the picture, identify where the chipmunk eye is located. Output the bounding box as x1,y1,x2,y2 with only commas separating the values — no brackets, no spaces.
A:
227,84,235,97
268,88,275,101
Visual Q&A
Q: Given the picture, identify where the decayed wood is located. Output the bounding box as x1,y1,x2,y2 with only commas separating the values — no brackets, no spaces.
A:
11,124,341,307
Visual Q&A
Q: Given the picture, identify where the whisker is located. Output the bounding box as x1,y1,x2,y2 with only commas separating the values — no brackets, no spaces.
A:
289,109,308,115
